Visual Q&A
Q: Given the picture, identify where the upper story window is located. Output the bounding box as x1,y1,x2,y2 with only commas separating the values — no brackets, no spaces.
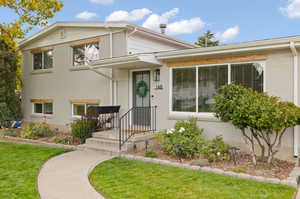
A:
33,50,53,70
171,62,264,113
73,42,100,66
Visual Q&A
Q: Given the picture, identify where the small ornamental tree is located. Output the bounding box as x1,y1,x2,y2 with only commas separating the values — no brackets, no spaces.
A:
213,84,300,166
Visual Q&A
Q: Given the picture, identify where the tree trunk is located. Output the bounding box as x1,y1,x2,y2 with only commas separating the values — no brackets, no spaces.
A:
242,130,257,166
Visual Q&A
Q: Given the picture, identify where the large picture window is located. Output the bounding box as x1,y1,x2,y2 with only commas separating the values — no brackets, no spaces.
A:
172,68,196,112
73,42,100,66
171,62,264,113
33,50,53,70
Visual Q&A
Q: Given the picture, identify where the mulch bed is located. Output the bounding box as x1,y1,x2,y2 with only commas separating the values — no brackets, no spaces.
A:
134,145,295,180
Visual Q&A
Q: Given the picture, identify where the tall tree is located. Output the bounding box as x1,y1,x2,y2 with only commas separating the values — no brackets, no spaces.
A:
195,30,219,47
0,0,63,49
0,0,63,126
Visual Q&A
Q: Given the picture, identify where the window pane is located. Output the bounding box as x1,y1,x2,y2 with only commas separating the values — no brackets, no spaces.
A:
33,53,43,70
231,63,264,92
43,50,53,69
73,45,85,66
73,104,85,116
198,65,228,112
44,103,53,114
85,42,99,64
34,103,43,114
172,68,196,112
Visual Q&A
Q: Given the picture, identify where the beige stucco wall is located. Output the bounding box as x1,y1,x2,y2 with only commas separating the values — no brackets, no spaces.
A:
22,43,112,130
113,48,300,160
151,48,299,160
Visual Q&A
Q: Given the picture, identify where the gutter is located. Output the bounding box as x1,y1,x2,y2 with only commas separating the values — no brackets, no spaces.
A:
290,42,299,158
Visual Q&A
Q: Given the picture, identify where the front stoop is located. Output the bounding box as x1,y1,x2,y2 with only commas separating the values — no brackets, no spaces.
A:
78,130,156,155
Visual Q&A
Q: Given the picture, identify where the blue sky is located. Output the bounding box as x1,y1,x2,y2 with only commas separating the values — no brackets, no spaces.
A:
2,0,300,44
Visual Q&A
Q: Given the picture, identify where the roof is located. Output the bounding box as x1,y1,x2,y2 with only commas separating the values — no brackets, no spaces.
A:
91,53,162,70
19,21,197,49
157,35,300,61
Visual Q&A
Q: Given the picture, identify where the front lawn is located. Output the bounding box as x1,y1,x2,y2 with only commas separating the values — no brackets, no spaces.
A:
90,158,296,199
0,142,71,199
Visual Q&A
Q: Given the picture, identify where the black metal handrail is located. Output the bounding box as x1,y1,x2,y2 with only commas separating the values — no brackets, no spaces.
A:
119,106,157,150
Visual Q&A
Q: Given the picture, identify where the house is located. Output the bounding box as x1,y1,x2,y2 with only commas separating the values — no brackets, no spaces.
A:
20,21,300,159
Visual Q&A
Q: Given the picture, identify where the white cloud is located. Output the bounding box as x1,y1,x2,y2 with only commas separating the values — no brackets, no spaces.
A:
76,11,97,20
280,0,300,18
90,0,113,5
143,8,179,31
142,8,204,35
106,8,152,22
166,18,205,35
216,26,240,42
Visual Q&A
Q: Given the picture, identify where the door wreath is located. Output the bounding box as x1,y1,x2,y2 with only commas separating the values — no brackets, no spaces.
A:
136,80,149,97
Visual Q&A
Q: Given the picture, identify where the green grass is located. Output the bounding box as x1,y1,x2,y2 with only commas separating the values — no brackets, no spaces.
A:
90,158,296,199
0,142,71,199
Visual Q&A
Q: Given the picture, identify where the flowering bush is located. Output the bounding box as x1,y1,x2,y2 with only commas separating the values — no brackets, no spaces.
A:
157,117,205,159
200,136,230,162
20,122,52,139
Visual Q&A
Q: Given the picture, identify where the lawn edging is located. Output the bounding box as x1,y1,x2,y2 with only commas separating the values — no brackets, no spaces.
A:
0,135,78,150
121,153,298,188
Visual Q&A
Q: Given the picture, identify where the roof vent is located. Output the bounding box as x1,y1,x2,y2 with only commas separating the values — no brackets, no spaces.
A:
160,24,167,34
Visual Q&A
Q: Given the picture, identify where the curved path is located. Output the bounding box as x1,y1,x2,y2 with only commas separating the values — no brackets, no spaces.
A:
38,150,112,199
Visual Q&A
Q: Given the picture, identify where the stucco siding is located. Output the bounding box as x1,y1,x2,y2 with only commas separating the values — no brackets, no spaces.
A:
22,44,112,129
22,27,125,51
149,49,297,159
112,31,127,57
127,33,184,54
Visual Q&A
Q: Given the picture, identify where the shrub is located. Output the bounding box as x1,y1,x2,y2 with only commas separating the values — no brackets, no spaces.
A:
157,117,205,159
200,136,230,162
144,150,158,158
233,168,246,173
0,129,13,136
20,122,52,139
71,119,94,144
214,84,300,166
49,135,73,145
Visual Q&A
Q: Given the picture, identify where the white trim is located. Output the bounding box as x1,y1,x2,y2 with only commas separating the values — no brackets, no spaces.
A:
169,61,266,118
32,102,54,116
71,102,99,118
32,50,54,71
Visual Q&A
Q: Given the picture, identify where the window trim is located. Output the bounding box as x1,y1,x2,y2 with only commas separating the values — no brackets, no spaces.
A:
72,41,100,67
32,102,54,116
71,103,99,118
169,61,266,118
32,50,53,71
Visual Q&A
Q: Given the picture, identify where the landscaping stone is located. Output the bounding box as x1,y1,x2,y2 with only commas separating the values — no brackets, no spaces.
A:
122,154,298,188
191,159,209,167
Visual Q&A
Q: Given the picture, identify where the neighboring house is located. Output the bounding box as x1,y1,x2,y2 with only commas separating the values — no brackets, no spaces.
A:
20,21,300,159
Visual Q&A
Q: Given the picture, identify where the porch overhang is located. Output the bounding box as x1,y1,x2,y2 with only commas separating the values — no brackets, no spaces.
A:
91,54,163,70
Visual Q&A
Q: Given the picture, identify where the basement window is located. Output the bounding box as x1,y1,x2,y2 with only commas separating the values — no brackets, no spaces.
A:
33,102,53,115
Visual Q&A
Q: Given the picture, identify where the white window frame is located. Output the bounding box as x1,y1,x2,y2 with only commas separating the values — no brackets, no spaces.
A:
32,102,54,116
32,50,53,71
71,103,99,118
169,61,266,118
72,42,100,67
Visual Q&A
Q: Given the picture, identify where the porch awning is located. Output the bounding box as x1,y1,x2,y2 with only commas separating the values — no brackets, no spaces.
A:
90,53,162,70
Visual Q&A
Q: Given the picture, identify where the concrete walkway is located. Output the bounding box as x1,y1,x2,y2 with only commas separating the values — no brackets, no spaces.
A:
38,150,112,199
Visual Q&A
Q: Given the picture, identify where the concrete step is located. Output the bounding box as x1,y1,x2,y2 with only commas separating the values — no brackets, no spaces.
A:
78,144,121,156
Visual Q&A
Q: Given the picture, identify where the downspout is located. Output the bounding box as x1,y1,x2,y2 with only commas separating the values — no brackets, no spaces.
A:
110,32,118,105
290,41,299,157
